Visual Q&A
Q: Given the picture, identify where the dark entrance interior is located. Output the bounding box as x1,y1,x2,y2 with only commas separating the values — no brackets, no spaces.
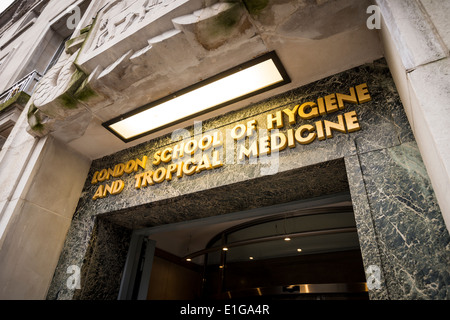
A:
145,203,368,300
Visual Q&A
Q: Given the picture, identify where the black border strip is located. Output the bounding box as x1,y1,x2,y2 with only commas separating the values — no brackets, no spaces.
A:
102,51,291,143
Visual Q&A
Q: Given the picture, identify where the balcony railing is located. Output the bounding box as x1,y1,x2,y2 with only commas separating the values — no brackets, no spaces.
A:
0,70,42,105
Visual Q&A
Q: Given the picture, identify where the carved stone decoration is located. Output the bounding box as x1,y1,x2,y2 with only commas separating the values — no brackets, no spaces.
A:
27,34,91,138
94,0,133,50
32,49,85,119
93,0,179,51
0,0,44,37
172,2,255,51
77,0,191,73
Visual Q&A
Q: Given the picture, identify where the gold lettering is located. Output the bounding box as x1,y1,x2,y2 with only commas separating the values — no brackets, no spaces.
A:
134,172,144,189
325,94,339,113
107,168,115,180
161,148,172,163
238,140,258,161
231,124,246,140
177,162,184,178
199,135,213,151
271,131,288,152
91,171,99,184
212,131,223,147
316,121,326,141
136,156,147,171
184,139,198,155
92,86,367,198
324,115,346,138
142,171,154,187
111,180,125,195
259,135,270,156
93,180,125,200
105,180,124,196
183,159,197,176
93,185,104,200
317,97,326,115
295,124,316,145
97,169,108,182
267,111,283,130
344,111,361,133
124,160,136,174
355,83,371,103
283,105,300,124
166,164,178,180
153,167,166,183
298,102,319,120
173,143,184,159
287,129,296,148
247,120,257,137
196,154,212,173
153,150,161,165
103,183,113,197
336,87,358,109
113,163,125,177
211,150,223,169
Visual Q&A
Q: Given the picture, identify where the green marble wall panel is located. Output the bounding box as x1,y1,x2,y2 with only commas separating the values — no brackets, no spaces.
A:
344,154,389,300
358,142,450,299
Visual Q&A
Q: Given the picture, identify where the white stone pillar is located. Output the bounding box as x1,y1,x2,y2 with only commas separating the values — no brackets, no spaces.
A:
376,0,450,232
0,107,91,299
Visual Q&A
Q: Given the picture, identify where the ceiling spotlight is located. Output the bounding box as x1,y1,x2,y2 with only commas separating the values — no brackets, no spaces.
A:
249,256,254,260
186,258,192,262
222,247,228,251
284,237,291,241
297,248,302,252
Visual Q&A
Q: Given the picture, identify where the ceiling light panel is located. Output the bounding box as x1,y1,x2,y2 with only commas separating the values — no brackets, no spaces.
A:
104,51,290,142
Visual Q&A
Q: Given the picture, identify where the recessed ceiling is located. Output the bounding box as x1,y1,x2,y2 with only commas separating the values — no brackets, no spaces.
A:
147,200,356,265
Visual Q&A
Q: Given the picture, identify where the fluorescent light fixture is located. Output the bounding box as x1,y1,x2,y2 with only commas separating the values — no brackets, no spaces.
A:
103,51,290,142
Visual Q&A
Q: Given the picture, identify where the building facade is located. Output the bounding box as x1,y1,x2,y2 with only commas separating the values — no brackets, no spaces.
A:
0,0,449,300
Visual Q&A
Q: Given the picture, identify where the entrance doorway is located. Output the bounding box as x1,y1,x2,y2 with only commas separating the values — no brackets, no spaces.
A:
138,196,368,300
117,159,369,300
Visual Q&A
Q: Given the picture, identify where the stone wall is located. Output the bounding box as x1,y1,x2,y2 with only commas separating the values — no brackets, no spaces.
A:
47,59,450,300
376,0,450,233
